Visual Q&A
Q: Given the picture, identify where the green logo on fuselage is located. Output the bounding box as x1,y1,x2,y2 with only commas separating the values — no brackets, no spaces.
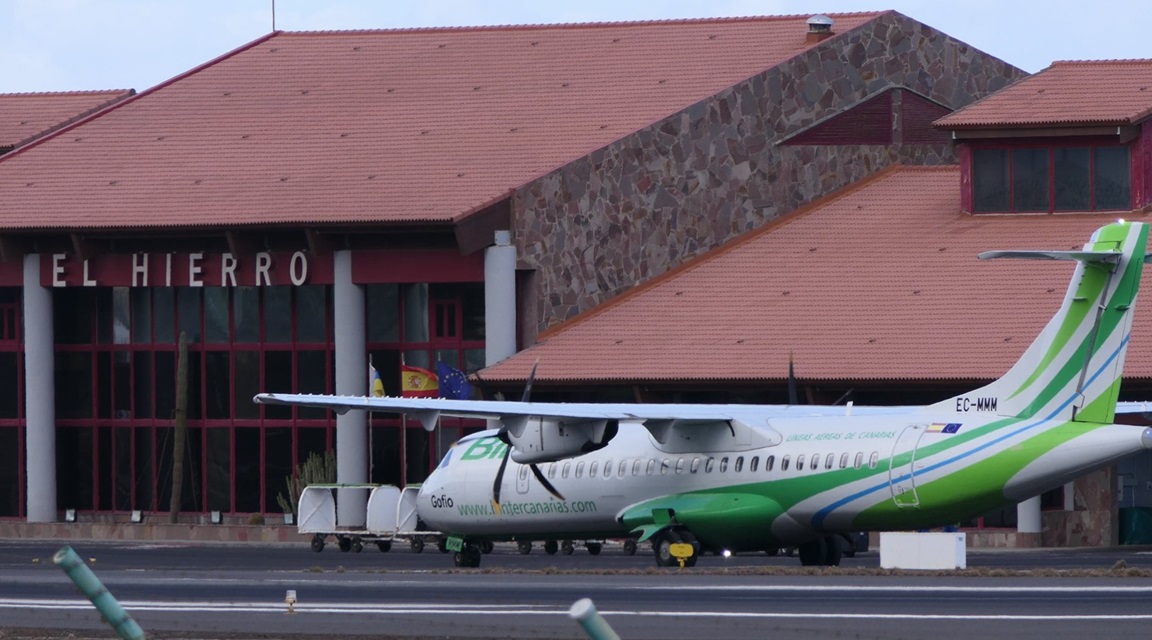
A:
460,438,508,461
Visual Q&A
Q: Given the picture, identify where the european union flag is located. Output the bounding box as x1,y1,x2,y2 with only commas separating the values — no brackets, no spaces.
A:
437,361,474,400
942,423,962,434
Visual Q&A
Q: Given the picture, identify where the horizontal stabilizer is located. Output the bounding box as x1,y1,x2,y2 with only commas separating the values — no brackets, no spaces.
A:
977,250,1120,263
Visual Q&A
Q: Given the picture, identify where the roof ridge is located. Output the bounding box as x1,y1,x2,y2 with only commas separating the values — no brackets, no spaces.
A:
537,163,918,340
280,12,884,36
1049,58,1152,66
0,90,133,98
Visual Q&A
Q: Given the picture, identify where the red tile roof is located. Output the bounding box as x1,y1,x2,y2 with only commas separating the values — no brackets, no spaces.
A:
0,14,882,231
0,90,133,150
481,165,1151,383
936,59,1152,129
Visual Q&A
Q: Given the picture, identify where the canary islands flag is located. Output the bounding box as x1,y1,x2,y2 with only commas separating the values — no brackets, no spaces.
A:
437,361,474,400
401,364,439,398
369,363,385,397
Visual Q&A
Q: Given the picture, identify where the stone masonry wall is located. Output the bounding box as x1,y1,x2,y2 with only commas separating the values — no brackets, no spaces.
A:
513,11,1025,336
1042,467,1119,547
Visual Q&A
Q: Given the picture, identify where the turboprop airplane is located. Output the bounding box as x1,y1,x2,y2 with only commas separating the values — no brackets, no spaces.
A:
257,221,1152,568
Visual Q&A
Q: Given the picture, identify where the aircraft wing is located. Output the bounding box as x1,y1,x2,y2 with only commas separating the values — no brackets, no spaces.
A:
254,392,745,423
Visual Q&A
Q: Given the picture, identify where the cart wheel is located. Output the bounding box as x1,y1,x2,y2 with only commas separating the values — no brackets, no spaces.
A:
544,540,558,555
623,539,637,556
480,541,494,554
311,535,326,553
437,538,449,553
351,537,364,553
517,540,533,555
376,540,392,553
561,540,575,555
410,537,425,553
586,542,602,555
338,536,352,553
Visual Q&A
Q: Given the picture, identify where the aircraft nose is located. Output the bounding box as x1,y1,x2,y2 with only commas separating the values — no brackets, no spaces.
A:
1141,427,1152,450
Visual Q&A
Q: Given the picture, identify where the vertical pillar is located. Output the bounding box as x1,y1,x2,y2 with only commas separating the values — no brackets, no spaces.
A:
23,254,56,522
333,250,367,527
1017,495,1041,534
484,231,517,366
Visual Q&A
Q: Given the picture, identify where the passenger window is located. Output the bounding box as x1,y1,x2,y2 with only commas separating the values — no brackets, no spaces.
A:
589,461,599,477
825,454,834,470
690,457,701,474
603,460,613,477
618,461,627,478
765,455,775,472
868,452,879,469
632,459,642,476
796,454,805,470
518,465,529,482
705,457,715,473
675,458,686,474
660,459,671,475
548,463,557,479
811,453,820,470
854,452,864,469
646,459,656,475
720,457,729,473
750,456,759,472
562,462,571,479
575,462,585,478
735,456,744,473
839,453,849,469
781,455,791,471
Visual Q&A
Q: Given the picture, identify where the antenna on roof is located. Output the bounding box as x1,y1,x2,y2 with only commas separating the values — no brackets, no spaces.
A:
271,0,276,30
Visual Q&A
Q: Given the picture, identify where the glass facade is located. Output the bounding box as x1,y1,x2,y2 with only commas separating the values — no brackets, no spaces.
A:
0,288,22,517
46,278,485,516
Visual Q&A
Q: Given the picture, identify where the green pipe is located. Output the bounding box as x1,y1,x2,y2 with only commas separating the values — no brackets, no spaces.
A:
569,598,621,640
53,546,145,640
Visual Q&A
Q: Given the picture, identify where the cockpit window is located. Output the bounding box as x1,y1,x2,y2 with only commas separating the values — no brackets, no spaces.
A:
435,448,454,470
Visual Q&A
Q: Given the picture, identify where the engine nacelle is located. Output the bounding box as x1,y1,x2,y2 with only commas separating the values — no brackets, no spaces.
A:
503,416,619,464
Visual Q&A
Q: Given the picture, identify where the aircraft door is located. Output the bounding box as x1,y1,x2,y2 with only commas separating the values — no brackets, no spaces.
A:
888,424,926,508
516,463,530,495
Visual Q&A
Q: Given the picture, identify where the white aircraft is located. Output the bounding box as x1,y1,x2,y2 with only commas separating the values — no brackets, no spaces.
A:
257,221,1152,568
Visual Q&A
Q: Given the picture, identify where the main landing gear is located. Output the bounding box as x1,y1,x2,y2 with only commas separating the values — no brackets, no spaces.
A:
797,535,843,567
653,528,699,568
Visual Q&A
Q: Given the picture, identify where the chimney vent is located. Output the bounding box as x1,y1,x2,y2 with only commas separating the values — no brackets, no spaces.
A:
806,14,834,43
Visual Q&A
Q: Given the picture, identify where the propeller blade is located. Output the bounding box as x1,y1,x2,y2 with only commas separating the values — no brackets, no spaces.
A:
491,444,511,515
528,463,566,502
520,360,539,402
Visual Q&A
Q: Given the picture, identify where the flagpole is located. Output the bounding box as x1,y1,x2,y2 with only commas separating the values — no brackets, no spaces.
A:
367,353,374,484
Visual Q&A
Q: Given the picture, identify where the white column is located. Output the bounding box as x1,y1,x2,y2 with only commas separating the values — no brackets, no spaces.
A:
484,231,517,366
1017,495,1042,534
23,254,56,522
333,250,367,527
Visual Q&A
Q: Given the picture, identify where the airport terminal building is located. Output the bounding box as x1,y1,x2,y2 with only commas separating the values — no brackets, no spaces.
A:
2,11,1151,547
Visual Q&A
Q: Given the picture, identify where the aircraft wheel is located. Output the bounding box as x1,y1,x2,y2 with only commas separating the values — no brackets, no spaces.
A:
454,544,482,568
376,540,392,553
654,530,684,567
337,536,352,553
797,538,826,566
679,531,700,567
622,539,637,556
437,538,449,553
561,540,575,555
544,540,559,555
517,540,533,555
410,537,425,554
764,547,778,557
824,535,843,567
480,540,495,554
311,535,325,553
840,534,856,558
586,542,602,555
351,537,364,553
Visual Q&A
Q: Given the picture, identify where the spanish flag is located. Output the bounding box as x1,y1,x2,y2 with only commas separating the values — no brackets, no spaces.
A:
401,364,439,398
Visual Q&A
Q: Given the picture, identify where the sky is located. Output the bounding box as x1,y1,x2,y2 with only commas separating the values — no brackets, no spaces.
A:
0,0,1148,94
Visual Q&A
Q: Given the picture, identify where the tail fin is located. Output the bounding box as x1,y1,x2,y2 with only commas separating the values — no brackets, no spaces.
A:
932,221,1148,423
